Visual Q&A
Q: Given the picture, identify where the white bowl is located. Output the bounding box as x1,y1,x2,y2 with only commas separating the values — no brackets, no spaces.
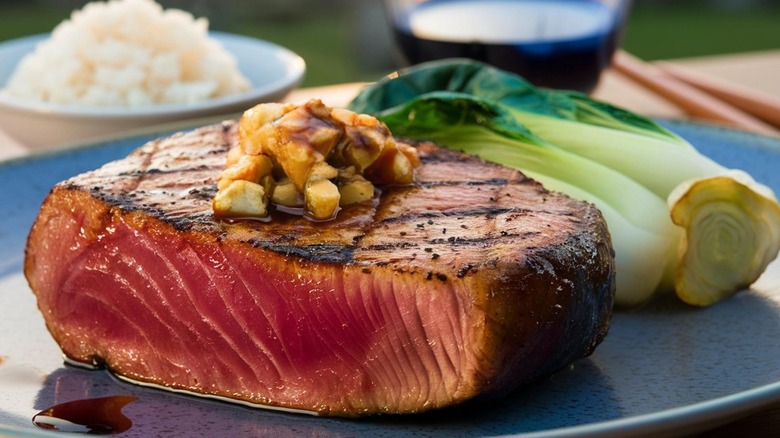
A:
0,32,306,150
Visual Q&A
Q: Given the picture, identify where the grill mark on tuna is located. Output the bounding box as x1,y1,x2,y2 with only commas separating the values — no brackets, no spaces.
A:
416,178,510,187
456,263,476,278
118,164,218,177
362,231,542,253
83,187,168,217
161,212,215,232
378,206,524,224
245,241,355,264
125,140,161,193
185,186,219,201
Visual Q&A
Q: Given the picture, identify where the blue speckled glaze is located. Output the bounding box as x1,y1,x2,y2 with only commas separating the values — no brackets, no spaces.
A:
1,121,779,437
661,120,780,190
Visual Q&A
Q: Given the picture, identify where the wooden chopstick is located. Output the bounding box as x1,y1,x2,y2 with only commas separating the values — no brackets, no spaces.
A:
611,50,778,136
655,61,780,129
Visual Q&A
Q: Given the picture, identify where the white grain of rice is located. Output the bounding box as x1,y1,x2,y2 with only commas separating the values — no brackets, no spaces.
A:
1,0,251,106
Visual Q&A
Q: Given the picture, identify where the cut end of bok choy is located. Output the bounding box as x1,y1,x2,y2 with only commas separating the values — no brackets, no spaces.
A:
668,171,780,306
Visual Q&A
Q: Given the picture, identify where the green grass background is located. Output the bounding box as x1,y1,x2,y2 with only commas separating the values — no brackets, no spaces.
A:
1,1,779,87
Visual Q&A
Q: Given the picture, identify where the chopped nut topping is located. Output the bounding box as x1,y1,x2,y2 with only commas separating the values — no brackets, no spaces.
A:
212,99,420,221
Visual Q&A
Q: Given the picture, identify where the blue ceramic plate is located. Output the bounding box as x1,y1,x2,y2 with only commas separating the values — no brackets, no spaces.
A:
1,121,779,437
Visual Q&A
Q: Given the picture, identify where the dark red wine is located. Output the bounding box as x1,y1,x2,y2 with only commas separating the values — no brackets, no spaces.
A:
391,0,626,93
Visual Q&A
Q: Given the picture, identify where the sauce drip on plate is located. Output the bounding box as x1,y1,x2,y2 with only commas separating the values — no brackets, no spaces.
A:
32,395,137,435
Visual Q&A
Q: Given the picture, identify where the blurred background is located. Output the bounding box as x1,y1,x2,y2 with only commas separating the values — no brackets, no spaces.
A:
1,0,779,87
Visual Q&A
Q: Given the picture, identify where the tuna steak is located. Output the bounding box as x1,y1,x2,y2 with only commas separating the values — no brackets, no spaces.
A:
24,121,614,417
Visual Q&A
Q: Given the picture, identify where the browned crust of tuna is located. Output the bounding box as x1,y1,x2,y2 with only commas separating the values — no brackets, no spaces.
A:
24,121,615,416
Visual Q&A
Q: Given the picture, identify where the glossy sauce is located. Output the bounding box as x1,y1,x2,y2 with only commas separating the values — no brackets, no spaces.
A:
222,187,381,225
32,396,137,435
392,0,624,93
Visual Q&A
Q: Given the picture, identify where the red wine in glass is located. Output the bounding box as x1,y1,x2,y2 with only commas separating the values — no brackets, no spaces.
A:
389,0,629,94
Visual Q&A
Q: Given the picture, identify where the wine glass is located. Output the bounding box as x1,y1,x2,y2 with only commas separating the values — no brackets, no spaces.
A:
382,0,632,94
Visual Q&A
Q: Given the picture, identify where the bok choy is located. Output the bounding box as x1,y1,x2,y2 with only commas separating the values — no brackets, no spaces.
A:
349,59,780,307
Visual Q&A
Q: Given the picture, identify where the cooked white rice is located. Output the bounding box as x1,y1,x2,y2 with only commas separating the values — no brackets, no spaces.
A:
2,0,251,106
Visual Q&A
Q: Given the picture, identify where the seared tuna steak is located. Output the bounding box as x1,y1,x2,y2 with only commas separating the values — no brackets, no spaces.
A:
25,121,614,417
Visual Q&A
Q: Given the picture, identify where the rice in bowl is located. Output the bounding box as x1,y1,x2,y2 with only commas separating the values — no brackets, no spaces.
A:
1,0,251,106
